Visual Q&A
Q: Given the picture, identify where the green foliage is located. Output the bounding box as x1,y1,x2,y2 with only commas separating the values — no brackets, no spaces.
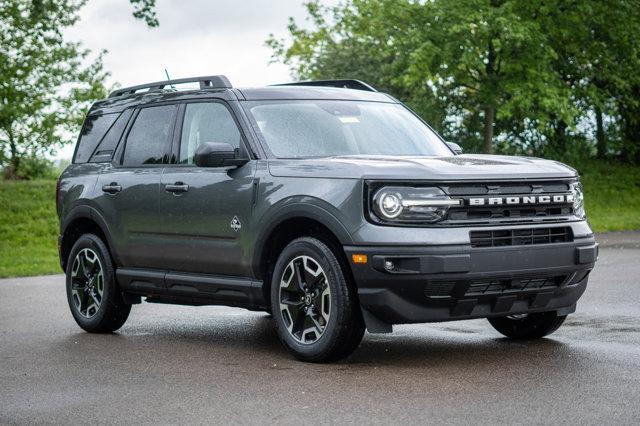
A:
268,0,640,162
0,180,60,277
129,0,159,27
0,0,109,178
2,156,59,180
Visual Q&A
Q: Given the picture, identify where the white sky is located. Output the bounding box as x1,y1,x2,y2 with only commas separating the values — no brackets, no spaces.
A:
58,0,335,159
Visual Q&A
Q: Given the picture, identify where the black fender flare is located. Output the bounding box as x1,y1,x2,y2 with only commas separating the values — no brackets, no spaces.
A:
60,204,121,267
251,201,354,278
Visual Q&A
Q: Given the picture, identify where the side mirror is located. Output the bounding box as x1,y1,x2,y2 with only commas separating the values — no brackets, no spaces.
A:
194,142,248,168
446,142,463,155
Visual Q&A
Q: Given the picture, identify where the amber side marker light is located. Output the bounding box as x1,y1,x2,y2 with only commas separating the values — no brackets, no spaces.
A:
352,254,368,264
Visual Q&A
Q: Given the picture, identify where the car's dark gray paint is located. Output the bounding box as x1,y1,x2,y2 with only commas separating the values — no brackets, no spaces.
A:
57,82,597,332
267,155,577,180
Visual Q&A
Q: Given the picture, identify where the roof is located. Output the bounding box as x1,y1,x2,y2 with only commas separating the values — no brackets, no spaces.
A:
235,86,396,102
90,77,396,115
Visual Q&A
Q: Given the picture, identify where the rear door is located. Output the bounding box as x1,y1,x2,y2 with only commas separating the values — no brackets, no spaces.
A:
160,100,256,276
95,103,178,269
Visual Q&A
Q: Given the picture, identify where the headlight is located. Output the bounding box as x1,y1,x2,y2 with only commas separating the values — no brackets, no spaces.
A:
571,182,585,218
372,186,461,223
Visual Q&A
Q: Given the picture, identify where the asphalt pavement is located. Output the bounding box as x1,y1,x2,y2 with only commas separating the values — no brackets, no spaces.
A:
1,232,639,424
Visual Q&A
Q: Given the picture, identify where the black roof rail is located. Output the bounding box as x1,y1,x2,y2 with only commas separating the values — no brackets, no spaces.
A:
108,75,232,98
273,79,377,92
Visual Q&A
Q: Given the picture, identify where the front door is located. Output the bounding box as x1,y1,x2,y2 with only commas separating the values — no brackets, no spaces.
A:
160,101,256,276
95,104,177,269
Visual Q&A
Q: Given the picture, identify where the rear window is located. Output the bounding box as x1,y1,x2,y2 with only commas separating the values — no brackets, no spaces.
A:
73,113,119,163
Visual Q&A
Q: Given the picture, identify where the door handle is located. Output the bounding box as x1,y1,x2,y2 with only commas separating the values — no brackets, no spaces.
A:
102,183,122,194
165,182,189,193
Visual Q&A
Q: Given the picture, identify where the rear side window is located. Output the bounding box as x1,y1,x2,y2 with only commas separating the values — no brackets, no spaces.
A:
74,113,118,163
179,102,242,164
89,109,133,163
122,105,177,167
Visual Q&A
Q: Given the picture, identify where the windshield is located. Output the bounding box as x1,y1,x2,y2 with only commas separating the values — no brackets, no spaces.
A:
243,100,452,158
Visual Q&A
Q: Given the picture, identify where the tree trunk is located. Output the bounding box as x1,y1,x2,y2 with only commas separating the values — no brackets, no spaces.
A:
595,106,606,159
554,119,567,153
483,106,495,154
8,130,20,179
483,34,497,155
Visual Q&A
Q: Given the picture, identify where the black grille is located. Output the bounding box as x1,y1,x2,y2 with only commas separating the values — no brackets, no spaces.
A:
448,205,573,223
470,227,573,248
465,276,566,296
442,180,575,225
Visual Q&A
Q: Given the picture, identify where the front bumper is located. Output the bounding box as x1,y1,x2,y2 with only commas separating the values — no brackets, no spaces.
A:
344,235,597,330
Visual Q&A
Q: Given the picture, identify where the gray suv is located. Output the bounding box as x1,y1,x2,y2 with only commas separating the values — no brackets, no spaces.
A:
57,75,598,362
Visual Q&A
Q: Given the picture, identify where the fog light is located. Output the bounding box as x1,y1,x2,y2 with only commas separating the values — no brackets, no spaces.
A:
384,260,395,271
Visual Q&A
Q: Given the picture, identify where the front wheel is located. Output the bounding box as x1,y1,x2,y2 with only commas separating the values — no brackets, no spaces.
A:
270,237,365,362
488,311,567,339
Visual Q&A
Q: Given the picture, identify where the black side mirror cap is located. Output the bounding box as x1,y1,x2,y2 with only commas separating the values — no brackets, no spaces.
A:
194,142,249,168
446,142,463,154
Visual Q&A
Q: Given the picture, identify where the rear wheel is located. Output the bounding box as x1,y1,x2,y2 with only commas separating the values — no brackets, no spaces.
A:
488,311,567,339
271,237,365,362
66,234,131,333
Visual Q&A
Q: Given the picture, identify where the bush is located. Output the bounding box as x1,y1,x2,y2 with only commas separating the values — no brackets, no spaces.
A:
2,157,60,180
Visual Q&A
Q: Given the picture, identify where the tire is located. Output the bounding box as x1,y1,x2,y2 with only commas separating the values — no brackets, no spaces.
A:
270,237,365,362
488,311,567,339
65,233,131,333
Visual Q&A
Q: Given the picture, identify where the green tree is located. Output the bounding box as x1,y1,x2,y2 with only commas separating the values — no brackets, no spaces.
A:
129,0,158,27
267,1,451,142
541,0,640,160
268,0,639,159
0,0,110,178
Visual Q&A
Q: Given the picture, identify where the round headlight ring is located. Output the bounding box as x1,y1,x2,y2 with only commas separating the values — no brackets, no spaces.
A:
376,191,403,219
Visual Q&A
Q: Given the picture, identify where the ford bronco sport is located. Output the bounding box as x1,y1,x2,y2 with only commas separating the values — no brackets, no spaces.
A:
57,75,598,362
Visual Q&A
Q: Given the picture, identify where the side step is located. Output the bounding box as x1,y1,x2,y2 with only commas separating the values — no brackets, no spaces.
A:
116,267,265,309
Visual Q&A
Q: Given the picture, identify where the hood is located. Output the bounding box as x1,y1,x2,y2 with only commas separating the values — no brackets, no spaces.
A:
268,154,578,181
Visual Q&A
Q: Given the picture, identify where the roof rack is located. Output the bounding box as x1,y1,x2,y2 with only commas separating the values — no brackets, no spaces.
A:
273,79,377,92
108,75,232,98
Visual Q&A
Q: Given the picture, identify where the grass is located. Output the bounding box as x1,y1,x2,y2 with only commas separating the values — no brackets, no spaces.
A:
572,160,640,232
0,159,638,278
0,180,60,278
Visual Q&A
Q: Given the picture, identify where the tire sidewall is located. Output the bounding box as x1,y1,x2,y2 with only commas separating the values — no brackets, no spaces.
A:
488,312,566,339
270,238,347,359
65,234,116,330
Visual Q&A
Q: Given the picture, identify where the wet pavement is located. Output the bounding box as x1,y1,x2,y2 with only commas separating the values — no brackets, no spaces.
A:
1,233,639,424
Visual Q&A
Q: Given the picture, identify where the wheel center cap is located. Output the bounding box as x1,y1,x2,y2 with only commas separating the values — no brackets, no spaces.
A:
304,293,312,306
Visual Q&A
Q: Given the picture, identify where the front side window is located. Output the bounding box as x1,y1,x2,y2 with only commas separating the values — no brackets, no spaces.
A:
179,102,242,164
122,105,177,167
243,100,452,158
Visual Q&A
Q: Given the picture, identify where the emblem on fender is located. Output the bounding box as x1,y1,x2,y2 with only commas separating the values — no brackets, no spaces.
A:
230,216,242,232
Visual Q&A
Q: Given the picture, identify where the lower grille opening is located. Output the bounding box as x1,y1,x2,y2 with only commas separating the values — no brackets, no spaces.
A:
470,227,573,248
465,276,567,296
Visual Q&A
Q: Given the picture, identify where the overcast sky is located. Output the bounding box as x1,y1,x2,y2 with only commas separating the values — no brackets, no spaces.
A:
65,0,335,87
59,0,334,159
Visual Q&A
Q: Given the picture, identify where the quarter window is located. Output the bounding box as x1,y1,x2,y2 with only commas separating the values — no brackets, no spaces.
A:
89,109,133,163
179,103,242,164
74,113,118,163
123,105,177,166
